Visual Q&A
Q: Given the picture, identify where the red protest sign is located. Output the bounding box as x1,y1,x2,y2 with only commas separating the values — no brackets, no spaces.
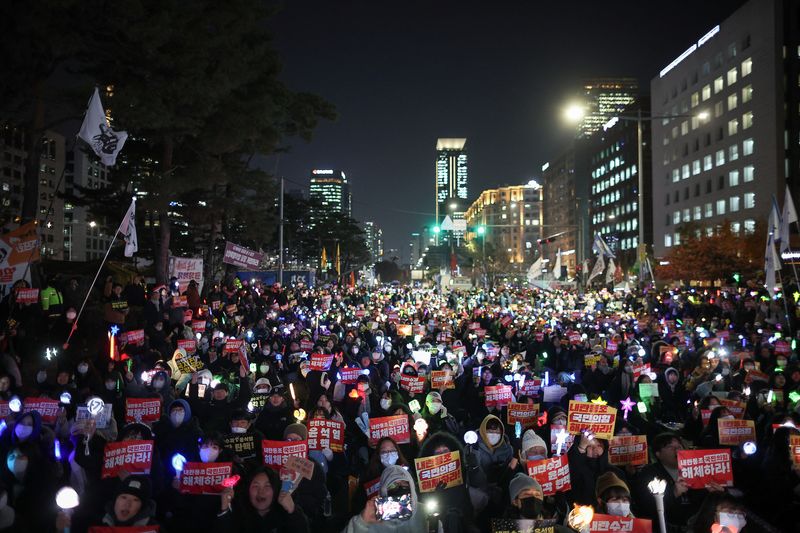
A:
474,328,487,338
125,329,145,346
14,288,39,304
102,440,154,478
550,426,575,455
632,363,651,380
677,449,733,489
224,339,244,353
261,440,308,470
589,514,652,533
125,398,162,423
519,378,542,398
368,415,410,446
430,370,455,390
338,367,361,385
469,322,481,331
364,477,381,498
605,340,617,355
0,401,8,418
400,375,426,395
224,304,237,315
608,435,648,466
500,316,513,328
387,311,398,323
309,353,334,372
716,330,730,341
300,339,314,352
535,332,544,342
775,340,791,355
506,402,539,428
177,339,196,354
23,397,60,424
355,309,366,319
791,435,800,464
701,409,713,427
414,451,463,493
179,462,233,494
484,385,513,408
526,455,571,496
567,401,617,440
717,419,756,446
174,295,188,307
307,418,345,453
568,332,581,345
191,320,206,333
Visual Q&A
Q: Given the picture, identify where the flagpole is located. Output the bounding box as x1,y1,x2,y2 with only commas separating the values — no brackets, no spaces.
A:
64,213,127,349
777,269,794,336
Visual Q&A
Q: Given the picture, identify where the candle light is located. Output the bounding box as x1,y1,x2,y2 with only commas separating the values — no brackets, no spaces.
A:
648,477,668,533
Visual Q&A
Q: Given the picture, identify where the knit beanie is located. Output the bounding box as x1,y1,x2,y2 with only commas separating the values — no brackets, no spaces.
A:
595,471,629,499
509,472,542,502
521,430,546,454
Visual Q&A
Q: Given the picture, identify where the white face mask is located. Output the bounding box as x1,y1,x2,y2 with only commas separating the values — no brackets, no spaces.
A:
718,512,746,532
606,501,630,517
352,347,359,355
78,363,89,374
487,432,502,446
428,402,442,414
199,447,219,463
170,411,184,427
380,398,392,410
380,451,399,467
14,424,32,441
230,426,247,434
260,364,269,374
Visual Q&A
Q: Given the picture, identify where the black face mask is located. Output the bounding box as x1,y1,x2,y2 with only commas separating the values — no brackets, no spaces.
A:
519,496,543,519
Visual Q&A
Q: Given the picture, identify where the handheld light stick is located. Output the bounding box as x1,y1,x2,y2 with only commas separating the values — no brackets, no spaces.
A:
555,428,568,456
413,418,428,442
648,478,667,533
56,486,80,533
172,453,187,479
566,504,594,533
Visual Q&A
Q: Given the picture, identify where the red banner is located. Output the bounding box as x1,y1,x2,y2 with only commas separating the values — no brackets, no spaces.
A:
300,339,314,352
125,398,162,423
177,339,196,354
519,378,542,398
14,288,39,304
364,477,381,498
791,435,800,464
677,449,733,489
23,397,60,424
701,409,713,427
485,385,513,408
605,341,617,355
506,402,539,428
102,440,154,479
338,367,362,385
368,415,410,446
775,340,791,355
608,435,648,466
125,329,145,346
178,462,233,494
400,375,426,395
719,399,746,419
717,419,755,446
223,241,264,270
307,418,345,453
309,353,334,372
632,363,651,380
568,333,581,345
261,440,308,470
414,451,463,493
430,370,455,390
224,339,244,353
590,514,652,533
191,320,206,333
526,455,571,496
567,401,617,440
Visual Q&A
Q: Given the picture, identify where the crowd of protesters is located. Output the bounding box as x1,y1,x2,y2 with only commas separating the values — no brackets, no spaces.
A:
0,274,798,532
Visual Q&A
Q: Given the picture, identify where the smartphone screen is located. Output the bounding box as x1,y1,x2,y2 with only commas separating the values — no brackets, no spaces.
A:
375,495,413,521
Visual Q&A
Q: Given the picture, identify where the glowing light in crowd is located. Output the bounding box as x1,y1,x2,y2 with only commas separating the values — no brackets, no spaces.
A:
56,487,80,510
620,397,635,420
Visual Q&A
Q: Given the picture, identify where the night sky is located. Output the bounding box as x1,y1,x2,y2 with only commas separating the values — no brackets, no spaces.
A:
264,0,747,261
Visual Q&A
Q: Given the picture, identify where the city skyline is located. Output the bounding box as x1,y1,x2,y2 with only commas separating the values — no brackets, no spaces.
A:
262,0,748,254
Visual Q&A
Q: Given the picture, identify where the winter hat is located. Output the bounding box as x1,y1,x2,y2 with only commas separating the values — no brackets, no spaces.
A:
283,423,308,441
548,405,567,424
426,391,442,404
521,430,546,454
509,472,542,502
595,471,630,500
118,475,151,501
254,378,272,393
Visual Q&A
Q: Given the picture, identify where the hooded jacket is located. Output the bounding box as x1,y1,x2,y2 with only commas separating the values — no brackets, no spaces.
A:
472,414,514,479
343,465,426,533
153,398,203,474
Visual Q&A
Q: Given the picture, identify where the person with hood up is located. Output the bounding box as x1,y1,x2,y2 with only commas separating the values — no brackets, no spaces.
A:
154,398,203,476
468,414,514,515
215,466,309,532
3,440,58,531
659,366,688,423
343,465,426,533
420,391,459,435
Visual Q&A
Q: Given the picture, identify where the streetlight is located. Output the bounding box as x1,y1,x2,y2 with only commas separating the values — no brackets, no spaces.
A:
563,102,586,124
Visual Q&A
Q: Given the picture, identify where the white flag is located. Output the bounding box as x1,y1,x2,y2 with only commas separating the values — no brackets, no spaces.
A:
764,231,780,292
592,233,615,258
119,197,138,257
780,185,798,252
768,197,781,238
527,257,543,283
553,248,562,280
606,258,616,284
78,88,128,167
588,254,605,283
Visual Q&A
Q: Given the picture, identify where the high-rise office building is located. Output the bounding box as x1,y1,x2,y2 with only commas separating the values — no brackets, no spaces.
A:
363,221,383,264
578,78,639,138
309,169,351,217
465,181,543,265
64,148,113,261
651,0,800,257
435,138,468,230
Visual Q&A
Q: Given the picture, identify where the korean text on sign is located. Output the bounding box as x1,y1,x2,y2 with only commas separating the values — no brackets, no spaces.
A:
507,402,539,428
526,454,571,496
179,462,233,494
608,435,648,466
566,401,617,440
261,440,308,470
102,440,154,478
309,353,334,372
368,415,410,446
400,375,426,395
414,451,463,493
23,397,60,424
677,449,733,489
307,418,345,453
589,514,652,533
484,385,513,408
717,419,755,446
125,398,162,423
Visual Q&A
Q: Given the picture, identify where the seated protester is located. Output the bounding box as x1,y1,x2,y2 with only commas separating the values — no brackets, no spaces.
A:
420,391,459,435
595,472,634,517
659,366,689,423
3,441,59,531
352,437,411,516
689,491,750,533
2,410,54,462
343,465,425,533
154,398,203,477
416,430,477,533
631,433,708,530
67,475,158,531
698,405,732,448
505,473,545,519
283,423,328,527
468,414,514,515
254,388,292,440
567,431,626,506
215,466,309,532
225,409,266,469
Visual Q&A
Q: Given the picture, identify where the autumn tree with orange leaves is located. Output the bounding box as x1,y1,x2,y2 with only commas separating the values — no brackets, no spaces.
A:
655,220,766,282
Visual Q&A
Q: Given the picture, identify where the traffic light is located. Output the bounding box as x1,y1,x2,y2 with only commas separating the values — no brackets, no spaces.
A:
476,225,486,235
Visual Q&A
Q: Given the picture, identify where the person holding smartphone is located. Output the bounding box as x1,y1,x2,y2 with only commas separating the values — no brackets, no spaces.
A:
343,465,425,532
